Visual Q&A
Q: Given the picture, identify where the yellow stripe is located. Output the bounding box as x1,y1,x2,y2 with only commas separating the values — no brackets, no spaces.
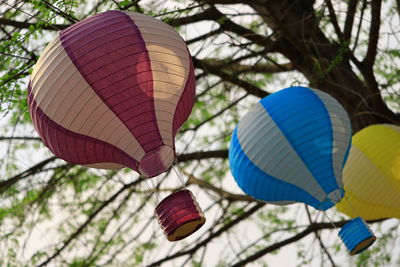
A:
354,125,400,192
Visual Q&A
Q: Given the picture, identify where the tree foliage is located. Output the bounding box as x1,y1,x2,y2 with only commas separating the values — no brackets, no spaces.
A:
0,0,399,266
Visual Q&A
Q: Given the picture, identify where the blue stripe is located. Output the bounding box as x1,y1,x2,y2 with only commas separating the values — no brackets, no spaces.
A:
259,87,339,195
342,137,352,168
229,127,322,209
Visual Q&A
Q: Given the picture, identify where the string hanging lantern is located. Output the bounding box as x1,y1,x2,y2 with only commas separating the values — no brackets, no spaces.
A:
229,86,376,255
28,10,205,241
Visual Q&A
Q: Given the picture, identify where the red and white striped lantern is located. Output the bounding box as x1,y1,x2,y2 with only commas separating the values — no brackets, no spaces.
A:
28,10,195,177
28,10,205,241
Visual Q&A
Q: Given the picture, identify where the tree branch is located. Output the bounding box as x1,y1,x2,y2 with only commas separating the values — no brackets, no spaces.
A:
146,202,265,266
0,156,57,194
343,0,358,41
177,149,228,162
0,149,227,196
39,0,78,23
194,58,269,98
186,173,257,202
0,136,41,141
197,0,244,4
37,177,142,267
397,0,400,17
230,218,386,267
202,59,294,74
305,206,336,267
353,0,367,52
167,7,221,26
211,6,277,51
325,0,344,41
187,28,224,45
363,0,381,66
0,18,69,30
182,93,248,133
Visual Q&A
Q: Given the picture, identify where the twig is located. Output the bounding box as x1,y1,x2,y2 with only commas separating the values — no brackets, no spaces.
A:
36,177,143,267
145,202,265,266
305,205,337,267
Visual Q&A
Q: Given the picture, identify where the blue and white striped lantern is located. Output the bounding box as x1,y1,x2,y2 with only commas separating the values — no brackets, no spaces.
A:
229,86,352,210
229,86,376,254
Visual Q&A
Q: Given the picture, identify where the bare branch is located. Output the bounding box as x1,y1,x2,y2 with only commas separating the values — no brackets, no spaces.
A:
187,28,224,45
363,0,381,66
230,218,386,267
397,0,400,17
212,6,277,51
325,0,344,41
196,0,244,4
39,0,78,23
343,0,358,41
0,18,69,30
353,0,367,52
37,177,143,267
0,156,57,194
186,173,257,202
203,59,294,74
305,206,337,267
194,58,269,98
146,202,265,266
167,6,219,26
182,93,248,133
177,149,228,162
0,136,41,141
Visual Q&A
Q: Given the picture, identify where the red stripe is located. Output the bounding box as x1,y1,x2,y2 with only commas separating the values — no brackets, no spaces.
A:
28,85,138,170
173,58,196,136
59,10,162,152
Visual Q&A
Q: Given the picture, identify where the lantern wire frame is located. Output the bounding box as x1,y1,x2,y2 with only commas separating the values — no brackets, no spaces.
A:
142,161,187,206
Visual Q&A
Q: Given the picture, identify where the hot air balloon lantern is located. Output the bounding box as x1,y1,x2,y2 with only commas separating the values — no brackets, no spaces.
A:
28,10,205,242
337,124,400,220
229,86,376,255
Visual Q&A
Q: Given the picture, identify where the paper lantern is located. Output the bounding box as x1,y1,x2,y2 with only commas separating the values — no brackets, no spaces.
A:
229,86,352,210
338,217,376,255
336,124,400,220
27,10,205,241
155,190,206,242
229,86,375,253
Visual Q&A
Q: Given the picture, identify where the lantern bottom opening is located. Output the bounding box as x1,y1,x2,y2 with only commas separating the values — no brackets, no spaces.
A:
349,236,377,255
166,216,206,242
318,188,344,210
138,145,175,177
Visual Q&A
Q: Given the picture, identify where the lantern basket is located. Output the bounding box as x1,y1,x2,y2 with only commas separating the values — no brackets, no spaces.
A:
338,217,376,255
155,189,206,242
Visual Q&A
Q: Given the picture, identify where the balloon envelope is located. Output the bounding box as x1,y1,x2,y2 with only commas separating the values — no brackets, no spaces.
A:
336,124,400,219
229,86,352,210
28,11,195,177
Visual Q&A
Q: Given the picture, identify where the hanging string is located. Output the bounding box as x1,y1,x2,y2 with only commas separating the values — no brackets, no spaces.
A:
143,175,159,205
173,157,186,188
313,208,323,223
322,211,338,231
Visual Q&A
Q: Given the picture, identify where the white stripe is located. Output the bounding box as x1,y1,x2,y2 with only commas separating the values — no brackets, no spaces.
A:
237,102,327,202
312,89,351,189
30,35,146,162
124,11,191,148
